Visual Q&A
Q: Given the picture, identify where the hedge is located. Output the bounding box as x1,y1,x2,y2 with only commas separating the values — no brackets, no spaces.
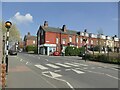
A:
26,45,37,54
85,54,120,64
65,46,85,56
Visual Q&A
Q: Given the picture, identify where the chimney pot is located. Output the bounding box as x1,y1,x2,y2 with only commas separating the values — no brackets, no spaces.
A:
44,21,48,27
62,25,67,32
28,32,30,36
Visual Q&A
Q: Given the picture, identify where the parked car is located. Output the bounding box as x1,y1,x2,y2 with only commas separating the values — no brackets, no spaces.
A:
9,50,17,55
53,51,60,56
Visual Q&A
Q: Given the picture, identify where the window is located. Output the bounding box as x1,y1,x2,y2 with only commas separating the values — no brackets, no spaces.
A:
69,36,72,42
91,40,93,44
86,40,89,44
76,37,78,43
62,39,66,44
41,30,43,35
33,40,35,44
56,38,59,44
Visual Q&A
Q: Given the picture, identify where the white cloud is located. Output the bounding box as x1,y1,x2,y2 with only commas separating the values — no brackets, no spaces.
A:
10,12,33,24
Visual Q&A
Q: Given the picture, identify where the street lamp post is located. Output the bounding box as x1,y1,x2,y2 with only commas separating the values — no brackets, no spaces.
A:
107,45,109,61
83,38,87,61
2,35,5,64
5,21,12,73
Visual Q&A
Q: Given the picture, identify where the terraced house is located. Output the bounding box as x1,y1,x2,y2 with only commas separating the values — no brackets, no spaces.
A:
37,21,119,56
24,32,37,50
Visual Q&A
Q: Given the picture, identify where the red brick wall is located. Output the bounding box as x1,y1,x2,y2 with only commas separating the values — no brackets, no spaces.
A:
45,32,56,44
45,32,99,47
26,40,37,46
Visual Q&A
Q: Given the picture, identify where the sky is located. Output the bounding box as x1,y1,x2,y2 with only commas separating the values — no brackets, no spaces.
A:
1,2,119,39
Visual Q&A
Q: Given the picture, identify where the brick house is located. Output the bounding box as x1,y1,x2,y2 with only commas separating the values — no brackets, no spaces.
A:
37,21,98,55
24,32,37,50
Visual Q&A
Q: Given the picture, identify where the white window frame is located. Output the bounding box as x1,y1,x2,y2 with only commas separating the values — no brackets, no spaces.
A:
62,39,66,44
91,40,93,44
76,37,78,43
80,38,82,43
33,40,35,44
56,38,59,44
41,30,43,35
69,36,72,42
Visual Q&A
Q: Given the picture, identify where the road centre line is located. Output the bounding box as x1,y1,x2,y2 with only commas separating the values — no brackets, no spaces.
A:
105,74,120,80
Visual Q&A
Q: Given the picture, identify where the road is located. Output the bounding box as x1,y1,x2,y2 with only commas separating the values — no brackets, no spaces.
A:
7,52,119,88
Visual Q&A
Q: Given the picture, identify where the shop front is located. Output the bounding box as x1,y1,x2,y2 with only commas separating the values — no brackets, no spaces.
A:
38,44,56,55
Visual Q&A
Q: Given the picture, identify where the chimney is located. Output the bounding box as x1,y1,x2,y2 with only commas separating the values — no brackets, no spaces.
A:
84,29,87,33
114,35,117,37
44,21,48,27
62,25,67,32
28,32,30,36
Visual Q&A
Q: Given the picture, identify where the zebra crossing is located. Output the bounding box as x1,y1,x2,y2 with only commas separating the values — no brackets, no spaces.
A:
35,62,88,71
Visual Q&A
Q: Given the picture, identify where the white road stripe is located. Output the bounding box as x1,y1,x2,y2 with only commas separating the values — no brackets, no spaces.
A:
46,64,60,69
72,62,88,66
75,68,80,69
91,67,95,69
83,67,88,69
98,67,102,68
65,69,71,71
65,63,79,67
106,74,120,80
54,70,61,72
20,59,23,61
72,69,85,74
35,64,48,70
26,62,28,65
56,63,71,68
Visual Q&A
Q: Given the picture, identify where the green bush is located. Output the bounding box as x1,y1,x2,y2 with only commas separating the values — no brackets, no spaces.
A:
65,46,73,56
65,46,86,56
26,45,37,53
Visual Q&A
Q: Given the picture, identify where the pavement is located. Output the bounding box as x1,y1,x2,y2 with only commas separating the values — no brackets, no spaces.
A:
5,53,119,89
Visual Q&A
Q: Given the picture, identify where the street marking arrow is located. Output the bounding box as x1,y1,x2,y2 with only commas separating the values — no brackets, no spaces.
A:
42,71,62,78
49,71,62,78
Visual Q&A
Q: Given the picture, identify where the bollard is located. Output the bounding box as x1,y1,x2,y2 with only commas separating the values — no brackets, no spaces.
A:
1,64,6,88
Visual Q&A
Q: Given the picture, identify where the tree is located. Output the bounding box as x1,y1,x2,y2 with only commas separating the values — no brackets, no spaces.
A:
97,28,104,53
0,21,21,43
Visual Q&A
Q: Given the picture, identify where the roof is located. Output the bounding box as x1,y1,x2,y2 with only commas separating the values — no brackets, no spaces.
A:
24,35,37,41
41,26,78,35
